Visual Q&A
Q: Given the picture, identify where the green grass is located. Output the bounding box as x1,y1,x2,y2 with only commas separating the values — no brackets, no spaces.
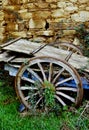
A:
0,79,89,130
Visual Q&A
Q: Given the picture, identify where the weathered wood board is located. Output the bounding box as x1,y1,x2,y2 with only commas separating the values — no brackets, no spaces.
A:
0,38,89,73
0,51,16,62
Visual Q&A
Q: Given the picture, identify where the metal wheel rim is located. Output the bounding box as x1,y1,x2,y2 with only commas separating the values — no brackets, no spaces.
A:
58,42,83,55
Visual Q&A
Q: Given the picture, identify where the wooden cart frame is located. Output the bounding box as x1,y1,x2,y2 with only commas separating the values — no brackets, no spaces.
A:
0,38,89,112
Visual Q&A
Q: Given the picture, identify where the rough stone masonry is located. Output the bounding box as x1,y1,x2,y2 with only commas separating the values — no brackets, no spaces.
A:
0,0,89,44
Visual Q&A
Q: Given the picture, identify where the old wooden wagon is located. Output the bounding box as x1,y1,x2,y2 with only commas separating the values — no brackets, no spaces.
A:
0,37,89,112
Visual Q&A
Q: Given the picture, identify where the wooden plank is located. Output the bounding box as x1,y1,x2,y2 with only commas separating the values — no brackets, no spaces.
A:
0,37,21,48
10,57,30,63
0,51,15,62
2,39,46,54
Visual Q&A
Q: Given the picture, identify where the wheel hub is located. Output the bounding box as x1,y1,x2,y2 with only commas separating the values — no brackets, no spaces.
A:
42,80,55,92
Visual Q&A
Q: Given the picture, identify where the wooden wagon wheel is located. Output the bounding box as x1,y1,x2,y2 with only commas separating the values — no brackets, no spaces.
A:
15,56,83,112
57,42,83,55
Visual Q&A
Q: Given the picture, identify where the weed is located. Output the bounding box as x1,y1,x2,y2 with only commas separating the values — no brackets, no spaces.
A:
43,81,55,108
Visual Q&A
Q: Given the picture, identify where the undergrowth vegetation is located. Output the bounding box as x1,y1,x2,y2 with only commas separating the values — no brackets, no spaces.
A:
75,24,89,57
0,73,89,130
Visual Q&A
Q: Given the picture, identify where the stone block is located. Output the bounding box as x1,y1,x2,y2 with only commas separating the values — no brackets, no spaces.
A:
57,2,66,8
65,2,73,6
51,9,65,18
33,11,51,19
86,7,89,11
29,18,46,29
34,2,49,8
70,0,77,3
63,30,76,36
19,12,32,19
0,11,4,20
27,0,37,2
21,3,35,9
71,11,89,22
79,5,87,10
4,13,16,21
0,21,5,27
64,6,78,13
32,37,46,42
18,9,28,13
78,0,89,4
3,5,20,10
17,21,25,31
73,37,80,45
21,0,28,4
11,31,27,38
49,21,71,30
2,0,9,6
8,0,21,5
50,3,57,8
0,27,5,33
5,23,18,31
46,0,57,2
0,34,7,43
35,30,54,36
27,31,33,38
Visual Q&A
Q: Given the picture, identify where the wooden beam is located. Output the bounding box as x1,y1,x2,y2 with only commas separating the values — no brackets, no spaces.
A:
0,37,21,48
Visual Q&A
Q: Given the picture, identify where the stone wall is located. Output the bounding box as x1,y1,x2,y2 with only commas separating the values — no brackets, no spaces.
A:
0,0,89,44
0,0,5,43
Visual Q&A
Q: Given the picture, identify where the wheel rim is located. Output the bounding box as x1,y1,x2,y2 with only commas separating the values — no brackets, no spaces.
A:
58,42,83,55
15,56,83,111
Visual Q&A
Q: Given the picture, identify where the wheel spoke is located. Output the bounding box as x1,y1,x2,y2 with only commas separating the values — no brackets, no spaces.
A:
75,51,79,54
37,62,47,81
20,86,38,90
21,76,35,84
56,87,77,92
34,96,43,109
55,76,73,87
56,91,75,103
27,68,43,83
25,92,39,101
48,63,53,82
24,96,30,101
55,95,66,106
52,68,64,84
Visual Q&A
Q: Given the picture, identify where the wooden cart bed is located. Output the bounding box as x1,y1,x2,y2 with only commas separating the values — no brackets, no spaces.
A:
0,38,89,73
